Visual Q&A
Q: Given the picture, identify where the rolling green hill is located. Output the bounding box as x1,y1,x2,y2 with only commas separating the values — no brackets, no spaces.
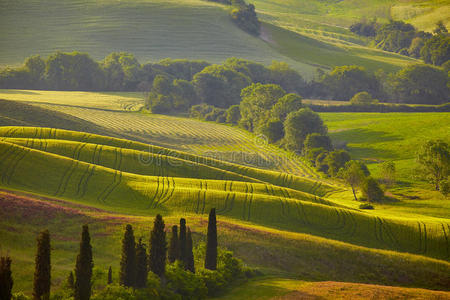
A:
0,127,449,262
0,0,420,78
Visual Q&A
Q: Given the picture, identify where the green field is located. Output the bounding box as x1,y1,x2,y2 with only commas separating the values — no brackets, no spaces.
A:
0,0,419,79
0,91,449,296
0,126,449,263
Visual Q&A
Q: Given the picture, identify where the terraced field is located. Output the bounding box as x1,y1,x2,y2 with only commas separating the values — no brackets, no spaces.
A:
0,127,449,262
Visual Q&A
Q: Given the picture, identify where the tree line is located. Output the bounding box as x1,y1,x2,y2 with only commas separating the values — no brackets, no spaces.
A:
0,209,257,300
1,52,448,106
350,19,449,66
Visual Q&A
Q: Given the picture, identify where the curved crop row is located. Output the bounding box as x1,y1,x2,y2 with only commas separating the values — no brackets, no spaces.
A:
0,139,448,261
0,127,338,196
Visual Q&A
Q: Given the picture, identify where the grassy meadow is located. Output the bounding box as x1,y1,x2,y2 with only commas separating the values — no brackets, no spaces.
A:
0,0,420,79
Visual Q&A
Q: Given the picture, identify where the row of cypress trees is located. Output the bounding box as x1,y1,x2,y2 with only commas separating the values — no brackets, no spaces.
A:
0,208,218,300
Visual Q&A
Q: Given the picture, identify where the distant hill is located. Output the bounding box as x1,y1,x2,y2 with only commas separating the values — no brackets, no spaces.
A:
0,0,426,78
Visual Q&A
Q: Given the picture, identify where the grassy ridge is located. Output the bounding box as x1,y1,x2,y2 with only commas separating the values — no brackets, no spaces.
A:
2,191,449,294
0,127,449,261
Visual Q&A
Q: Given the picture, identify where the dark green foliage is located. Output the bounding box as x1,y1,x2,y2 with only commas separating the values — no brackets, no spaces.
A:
45,51,105,91
24,55,46,89
417,140,450,190
205,209,217,271
107,267,112,285
338,160,369,201
33,230,51,300
224,58,270,84
193,64,251,108
259,119,284,143
120,225,136,287
324,150,351,177
440,179,450,197
268,62,306,94
304,133,333,152
186,228,195,273
149,215,167,279
135,238,148,288
240,83,286,131
225,105,241,125
230,2,260,35
375,21,416,53
75,225,93,300
67,271,74,291
153,59,210,81
190,104,215,120
179,218,187,268
420,34,450,66
102,52,141,91
316,65,381,101
362,177,384,203
315,151,330,173
350,92,378,105
283,108,327,152
305,147,327,164
204,108,226,122
0,256,13,300
166,262,207,300
350,20,377,37
389,64,449,104
270,93,303,122
168,226,180,264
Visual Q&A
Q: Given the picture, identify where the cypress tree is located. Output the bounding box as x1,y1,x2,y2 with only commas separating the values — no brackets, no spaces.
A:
179,218,187,266
149,214,167,279
107,267,112,285
167,225,179,264
186,227,195,273
74,225,93,300
33,230,51,300
205,208,217,270
67,271,74,290
0,255,13,300
119,225,136,287
135,238,148,288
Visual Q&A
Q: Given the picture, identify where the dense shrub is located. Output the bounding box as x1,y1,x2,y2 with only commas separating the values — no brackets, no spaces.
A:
225,105,241,124
259,119,284,143
230,2,260,35
359,203,374,209
350,92,378,105
166,262,207,300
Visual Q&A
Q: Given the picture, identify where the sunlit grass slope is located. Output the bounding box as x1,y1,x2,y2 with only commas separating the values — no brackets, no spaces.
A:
0,127,449,261
322,113,450,183
0,90,319,177
0,0,315,75
2,191,449,294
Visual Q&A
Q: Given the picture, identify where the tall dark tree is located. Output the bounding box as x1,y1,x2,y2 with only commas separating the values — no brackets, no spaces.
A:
135,238,148,288
33,230,51,300
119,225,136,287
107,267,112,285
149,214,167,279
168,225,180,263
186,228,195,273
74,225,93,300
0,256,13,300
205,208,218,270
179,218,187,266
67,271,74,291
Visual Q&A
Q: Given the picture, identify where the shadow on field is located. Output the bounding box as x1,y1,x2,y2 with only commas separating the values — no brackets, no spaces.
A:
329,128,402,144
0,89,40,95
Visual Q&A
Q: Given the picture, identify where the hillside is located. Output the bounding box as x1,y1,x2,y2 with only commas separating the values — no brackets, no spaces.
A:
2,189,450,294
0,0,420,78
0,127,449,262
